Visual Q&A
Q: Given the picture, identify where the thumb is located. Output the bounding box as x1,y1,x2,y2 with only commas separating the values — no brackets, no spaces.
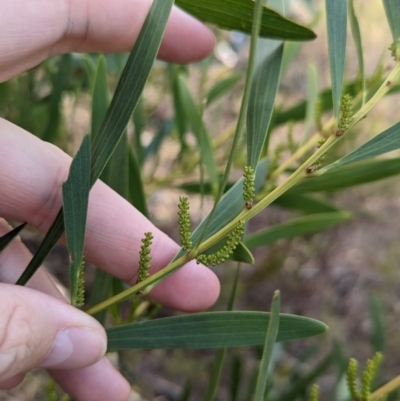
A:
0,283,106,382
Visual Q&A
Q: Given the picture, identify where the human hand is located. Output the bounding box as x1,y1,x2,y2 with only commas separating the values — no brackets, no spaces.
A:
0,1,220,400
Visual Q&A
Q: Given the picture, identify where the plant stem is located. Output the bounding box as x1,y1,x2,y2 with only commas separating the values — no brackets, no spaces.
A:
371,374,400,401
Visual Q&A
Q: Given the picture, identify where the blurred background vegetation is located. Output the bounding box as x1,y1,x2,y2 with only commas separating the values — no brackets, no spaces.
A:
2,0,400,400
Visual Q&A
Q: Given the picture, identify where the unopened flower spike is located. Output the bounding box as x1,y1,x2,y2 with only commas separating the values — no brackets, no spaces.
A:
346,352,383,401
76,257,85,308
308,384,319,401
178,196,192,251
347,358,361,401
243,166,255,209
361,352,383,401
196,220,245,266
137,232,153,284
337,94,353,136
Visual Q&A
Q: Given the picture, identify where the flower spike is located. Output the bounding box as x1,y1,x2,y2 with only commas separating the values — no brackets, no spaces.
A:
178,196,193,251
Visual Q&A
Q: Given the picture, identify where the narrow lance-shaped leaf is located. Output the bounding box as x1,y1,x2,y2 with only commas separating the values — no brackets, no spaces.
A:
279,353,333,401
322,120,400,172
106,311,327,350
90,0,173,185
91,56,109,141
16,0,174,285
89,56,114,322
348,0,366,104
245,212,351,249
247,44,283,168
62,135,91,306
383,0,400,57
273,193,339,213
0,223,27,253
176,74,219,194
289,158,400,194
202,265,241,401
144,119,173,161
42,54,71,143
254,291,280,401
89,270,113,324
107,131,128,198
205,73,242,106
128,146,149,218
369,294,384,353
175,0,316,41
325,0,347,120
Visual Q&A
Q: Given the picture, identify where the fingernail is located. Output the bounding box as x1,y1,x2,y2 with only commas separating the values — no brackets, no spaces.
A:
39,328,106,369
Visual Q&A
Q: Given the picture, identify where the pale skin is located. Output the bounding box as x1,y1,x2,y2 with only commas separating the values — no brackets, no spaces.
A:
0,1,220,400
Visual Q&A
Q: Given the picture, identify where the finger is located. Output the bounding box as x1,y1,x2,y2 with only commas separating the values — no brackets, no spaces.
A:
0,218,131,399
0,218,65,300
50,358,131,401
0,0,215,82
0,284,106,383
0,119,220,311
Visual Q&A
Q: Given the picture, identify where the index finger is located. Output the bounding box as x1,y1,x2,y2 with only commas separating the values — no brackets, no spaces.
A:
0,0,215,81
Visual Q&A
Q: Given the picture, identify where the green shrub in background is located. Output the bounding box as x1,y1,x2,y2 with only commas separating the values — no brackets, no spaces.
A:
3,0,400,399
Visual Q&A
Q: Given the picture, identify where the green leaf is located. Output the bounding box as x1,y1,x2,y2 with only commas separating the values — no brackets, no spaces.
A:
168,65,189,154
62,135,91,306
90,0,173,185
245,212,351,249
288,158,400,194
89,269,113,324
42,54,71,143
0,223,27,253
383,0,400,49
280,353,333,401
232,241,255,264
175,0,316,41
273,193,339,213
323,121,400,171
202,266,241,401
254,291,280,401
179,181,233,195
133,98,145,165
348,0,366,104
369,294,384,353
91,56,109,140
247,45,283,169
175,159,269,260
128,146,149,218
206,73,242,106
16,0,174,285
106,311,327,350
106,131,128,198
176,74,219,194
325,0,347,119
144,119,173,161
82,55,97,90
